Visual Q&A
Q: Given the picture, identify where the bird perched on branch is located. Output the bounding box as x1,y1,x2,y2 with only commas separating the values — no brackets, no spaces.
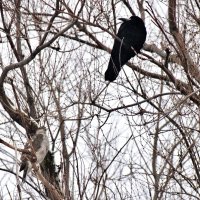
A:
105,16,147,82
20,127,49,182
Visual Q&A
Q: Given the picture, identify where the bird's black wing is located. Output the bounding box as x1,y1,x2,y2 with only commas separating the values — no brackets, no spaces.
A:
105,22,131,81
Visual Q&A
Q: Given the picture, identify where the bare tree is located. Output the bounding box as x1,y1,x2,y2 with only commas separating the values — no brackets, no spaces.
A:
0,0,200,199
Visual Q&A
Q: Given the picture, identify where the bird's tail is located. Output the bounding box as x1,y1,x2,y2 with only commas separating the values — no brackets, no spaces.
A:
20,160,30,182
19,161,28,182
22,168,28,182
105,59,120,82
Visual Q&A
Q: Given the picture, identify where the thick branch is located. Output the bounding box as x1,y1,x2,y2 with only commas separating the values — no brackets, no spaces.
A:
168,0,200,82
32,163,64,200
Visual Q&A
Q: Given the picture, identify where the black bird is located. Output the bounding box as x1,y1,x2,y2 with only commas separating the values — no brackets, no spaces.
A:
105,16,147,82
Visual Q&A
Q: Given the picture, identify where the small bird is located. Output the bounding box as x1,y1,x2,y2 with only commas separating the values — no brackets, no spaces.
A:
20,127,49,182
105,16,147,82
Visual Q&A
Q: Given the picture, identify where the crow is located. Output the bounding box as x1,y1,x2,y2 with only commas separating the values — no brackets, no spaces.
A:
105,16,147,82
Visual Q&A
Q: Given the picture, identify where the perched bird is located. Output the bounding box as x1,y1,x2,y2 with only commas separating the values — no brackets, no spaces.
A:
105,16,147,82
20,127,49,182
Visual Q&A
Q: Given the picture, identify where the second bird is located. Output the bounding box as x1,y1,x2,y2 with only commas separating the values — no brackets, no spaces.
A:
105,16,147,82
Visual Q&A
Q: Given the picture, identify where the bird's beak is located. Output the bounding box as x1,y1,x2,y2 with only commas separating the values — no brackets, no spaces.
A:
118,18,129,22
